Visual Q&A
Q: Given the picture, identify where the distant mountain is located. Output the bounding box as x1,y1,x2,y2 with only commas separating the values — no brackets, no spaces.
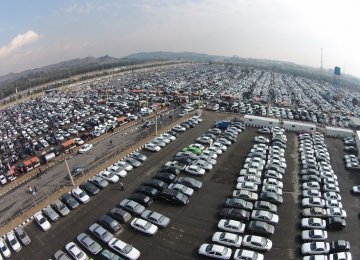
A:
125,51,226,61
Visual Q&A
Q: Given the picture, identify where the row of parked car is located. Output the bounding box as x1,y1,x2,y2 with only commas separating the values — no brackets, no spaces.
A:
298,132,352,260
42,114,204,259
198,126,287,259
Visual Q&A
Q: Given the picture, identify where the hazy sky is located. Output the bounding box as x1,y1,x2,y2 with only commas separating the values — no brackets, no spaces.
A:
0,0,359,76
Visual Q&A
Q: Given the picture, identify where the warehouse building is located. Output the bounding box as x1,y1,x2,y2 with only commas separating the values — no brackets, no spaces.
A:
283,121,316,133
244,115,280,128
325,126,354,138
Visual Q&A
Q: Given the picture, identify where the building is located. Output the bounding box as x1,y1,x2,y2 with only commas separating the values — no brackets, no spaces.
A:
282,121,316,133
325,126,354,138
349,117,360,130
356,131,360,155
243,115,280,128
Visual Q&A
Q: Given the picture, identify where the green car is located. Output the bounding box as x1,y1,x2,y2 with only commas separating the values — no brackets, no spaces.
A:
182,146,202,155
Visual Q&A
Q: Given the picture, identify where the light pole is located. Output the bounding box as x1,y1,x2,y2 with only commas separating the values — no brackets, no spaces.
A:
64,156,75,186
155,112,158,137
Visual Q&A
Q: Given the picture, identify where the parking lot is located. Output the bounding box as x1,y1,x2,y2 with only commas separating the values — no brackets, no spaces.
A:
7,112,360,259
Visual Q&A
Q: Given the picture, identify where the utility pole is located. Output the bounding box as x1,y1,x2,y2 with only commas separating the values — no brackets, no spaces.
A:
320,48,323,71
64,157,75,186
155,113,158,137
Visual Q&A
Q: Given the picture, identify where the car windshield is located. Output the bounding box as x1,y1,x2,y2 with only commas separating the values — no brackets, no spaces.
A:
123,244,132,254
76,251,84,258
9,239,16,246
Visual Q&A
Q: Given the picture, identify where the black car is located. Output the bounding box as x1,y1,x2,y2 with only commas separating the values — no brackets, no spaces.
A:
224,198,253,211
176,177,202,190
327,217,346,230
155,172,177,183
97,215,121,233
221,134,236,143
136,185,160,198
160,166,180,175
79,181,100,196
128,193,153,207
219,207,250,222
143,121,155,128
259,192,283,206
144,179,168,191
60,193,79,209
129,152,147,162
109,207,132,223
247,220,275,237
329,240,350,253
124,157,142,168
175,157,193,166
301,175,321,183
180,122,190,129
344,146,358,154
68,167,84,179
158,189,189,206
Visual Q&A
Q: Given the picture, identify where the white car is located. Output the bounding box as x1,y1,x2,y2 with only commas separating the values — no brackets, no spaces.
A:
168,183,194,196
302,182,321,190
217,219,245,234
251,210,279,225
130,218,158,235
212,142,227,151
34,212,51,231
107,165,127,178
303,189,322,198
236,182,258,192
0,238,11,258
65,242,88,260
303,255,328,260
192,159,213,171
6,231,22,252
329,252,352,260
233,249,264,260
0,175,8,185
237,175,261,185
323,192,341,201
208,146,223,155
212,232,242,247
301,217,326,229
302,198,325,208
202,150,218,159
144,143,161,152
173,125,186,132
301,229,328,241
74,138,85,145
72,187,90,204
217,138,231,146
115,161,133,171
325,199,343,209
263,178,283,189
262,185,282,196
98,170,119,183
301,242,330,255
161,133,176,141
196,136,213,145
352,185,360,194
326,208,347,218
108,238,141,260
254,136,270,144
78,144,93,154
185,165,206,176
242,235,272,251
198,243,232,259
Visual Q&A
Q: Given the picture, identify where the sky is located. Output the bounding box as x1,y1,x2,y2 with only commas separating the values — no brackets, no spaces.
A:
0,0,359,77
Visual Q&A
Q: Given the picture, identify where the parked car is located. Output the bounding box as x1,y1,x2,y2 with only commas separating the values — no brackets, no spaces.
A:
108,238,141,260
128,193,153,207
158,189,189,205
88,223,114,243
43,205,60,222
119,199,145,216
65,242,88,260
6,231,22,252
141,210,170,228
51,199,70,216
217,219,245,234
247,220,275,237
90,176,109,189
14,227,31,246
72,187,90,204
198,243,232,259
233,249,264,260
98,215,122,233
130,218,158,235
109,207,132,223
34,212,51,231
77,233,102,255
0,238,11,258
242,235,272,251
301,242,330,255
79,181,100,196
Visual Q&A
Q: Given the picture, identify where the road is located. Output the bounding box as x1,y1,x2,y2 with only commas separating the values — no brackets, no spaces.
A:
0,108,181,228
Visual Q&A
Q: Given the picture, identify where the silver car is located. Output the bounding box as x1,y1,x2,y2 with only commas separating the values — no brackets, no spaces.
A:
77,233,102,255
43,205,60,222
53,250,71,260
89,223,114,243
51,200,70,217
14,227,31,246
141,210,170,228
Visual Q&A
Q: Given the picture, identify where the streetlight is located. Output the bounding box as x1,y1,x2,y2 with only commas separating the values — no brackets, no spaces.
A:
64,156,75,186
155,112,158,137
